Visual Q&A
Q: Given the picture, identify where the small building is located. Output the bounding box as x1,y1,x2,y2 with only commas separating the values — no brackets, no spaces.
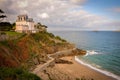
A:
15,14,38,33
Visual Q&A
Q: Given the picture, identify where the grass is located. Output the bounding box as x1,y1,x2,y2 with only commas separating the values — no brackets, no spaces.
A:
31,32,51,43
5,31,23,36
0,31,26,46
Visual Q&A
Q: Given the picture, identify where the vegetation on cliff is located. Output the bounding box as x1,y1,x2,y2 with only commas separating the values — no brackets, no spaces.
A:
0,31,73,68
0,31,75,79
0,30,87,80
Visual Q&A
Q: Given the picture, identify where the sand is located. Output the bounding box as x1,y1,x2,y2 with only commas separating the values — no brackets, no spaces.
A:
37,56,116,80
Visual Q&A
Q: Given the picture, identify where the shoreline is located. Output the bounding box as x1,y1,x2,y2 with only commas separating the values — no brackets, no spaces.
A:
37,56,117,80
75,56,120,80
61,56,117,80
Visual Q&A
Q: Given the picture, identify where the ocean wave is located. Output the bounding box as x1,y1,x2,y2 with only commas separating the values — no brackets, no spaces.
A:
75,56,120,80
85,50,100,56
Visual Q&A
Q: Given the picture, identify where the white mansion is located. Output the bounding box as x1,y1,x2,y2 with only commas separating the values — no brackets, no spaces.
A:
15,14,47,33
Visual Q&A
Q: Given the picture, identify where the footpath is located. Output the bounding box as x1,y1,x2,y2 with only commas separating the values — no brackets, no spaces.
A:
32,48,76,74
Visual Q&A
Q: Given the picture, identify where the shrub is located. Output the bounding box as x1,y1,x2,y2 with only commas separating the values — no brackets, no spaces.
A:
76,78,80,80
47,32,55,38
31,33,49,42
0,40,9,47
55,36,66,42
0,67,42,80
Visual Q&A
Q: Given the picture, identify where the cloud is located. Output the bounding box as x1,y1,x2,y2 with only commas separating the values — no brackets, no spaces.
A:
37,13,49,19
70,0,87,5
0,0,120,31
111,7,120,13
18,0,28,8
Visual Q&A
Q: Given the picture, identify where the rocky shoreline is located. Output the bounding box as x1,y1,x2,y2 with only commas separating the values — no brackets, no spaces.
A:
36,56,116,80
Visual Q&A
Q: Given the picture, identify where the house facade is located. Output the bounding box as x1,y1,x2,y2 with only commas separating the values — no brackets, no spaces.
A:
15,14,38,33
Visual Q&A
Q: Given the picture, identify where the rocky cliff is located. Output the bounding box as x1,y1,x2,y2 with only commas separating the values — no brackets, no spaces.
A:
0,32,74,69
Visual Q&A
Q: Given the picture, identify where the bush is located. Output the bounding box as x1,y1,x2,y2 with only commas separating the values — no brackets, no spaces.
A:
0,40,9,47
55,36,66,42
0,67,42,80
76,78,80,80
0,22,12,31
46,32,55,38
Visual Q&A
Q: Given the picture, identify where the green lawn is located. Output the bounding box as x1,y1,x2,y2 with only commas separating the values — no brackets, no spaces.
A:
5,31,23,36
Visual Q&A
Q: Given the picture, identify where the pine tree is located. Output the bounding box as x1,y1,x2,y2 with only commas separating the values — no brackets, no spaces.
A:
0,9,11,31
0,9,6,22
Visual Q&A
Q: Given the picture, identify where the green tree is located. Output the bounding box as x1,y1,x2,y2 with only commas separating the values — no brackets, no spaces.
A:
35,22,47,32
0,9,6,22
0,22,12,31
11,22,16,30
0,9,11,31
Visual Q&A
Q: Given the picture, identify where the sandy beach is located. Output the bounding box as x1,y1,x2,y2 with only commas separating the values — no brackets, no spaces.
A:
58,57,116,80
37,56,116,80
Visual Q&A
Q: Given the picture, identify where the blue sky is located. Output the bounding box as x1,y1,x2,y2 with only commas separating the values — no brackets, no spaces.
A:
85,0,120,8
0,0,120,31
83,0,120,19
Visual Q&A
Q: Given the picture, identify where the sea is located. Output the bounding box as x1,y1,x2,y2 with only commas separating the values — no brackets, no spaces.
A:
50,31,120,80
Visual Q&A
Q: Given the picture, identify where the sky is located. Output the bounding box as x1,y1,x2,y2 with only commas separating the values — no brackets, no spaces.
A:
0,0,120,31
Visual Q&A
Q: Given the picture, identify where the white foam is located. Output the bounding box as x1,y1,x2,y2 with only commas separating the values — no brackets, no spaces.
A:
85,50,100,56
75,56,120,80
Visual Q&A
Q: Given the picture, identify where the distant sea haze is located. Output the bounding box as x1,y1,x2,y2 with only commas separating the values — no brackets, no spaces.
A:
51,31,120,80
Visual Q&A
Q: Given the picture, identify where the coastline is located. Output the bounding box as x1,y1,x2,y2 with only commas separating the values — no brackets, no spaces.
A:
75,56,120,80
61,56,117,80
37,56,117,80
